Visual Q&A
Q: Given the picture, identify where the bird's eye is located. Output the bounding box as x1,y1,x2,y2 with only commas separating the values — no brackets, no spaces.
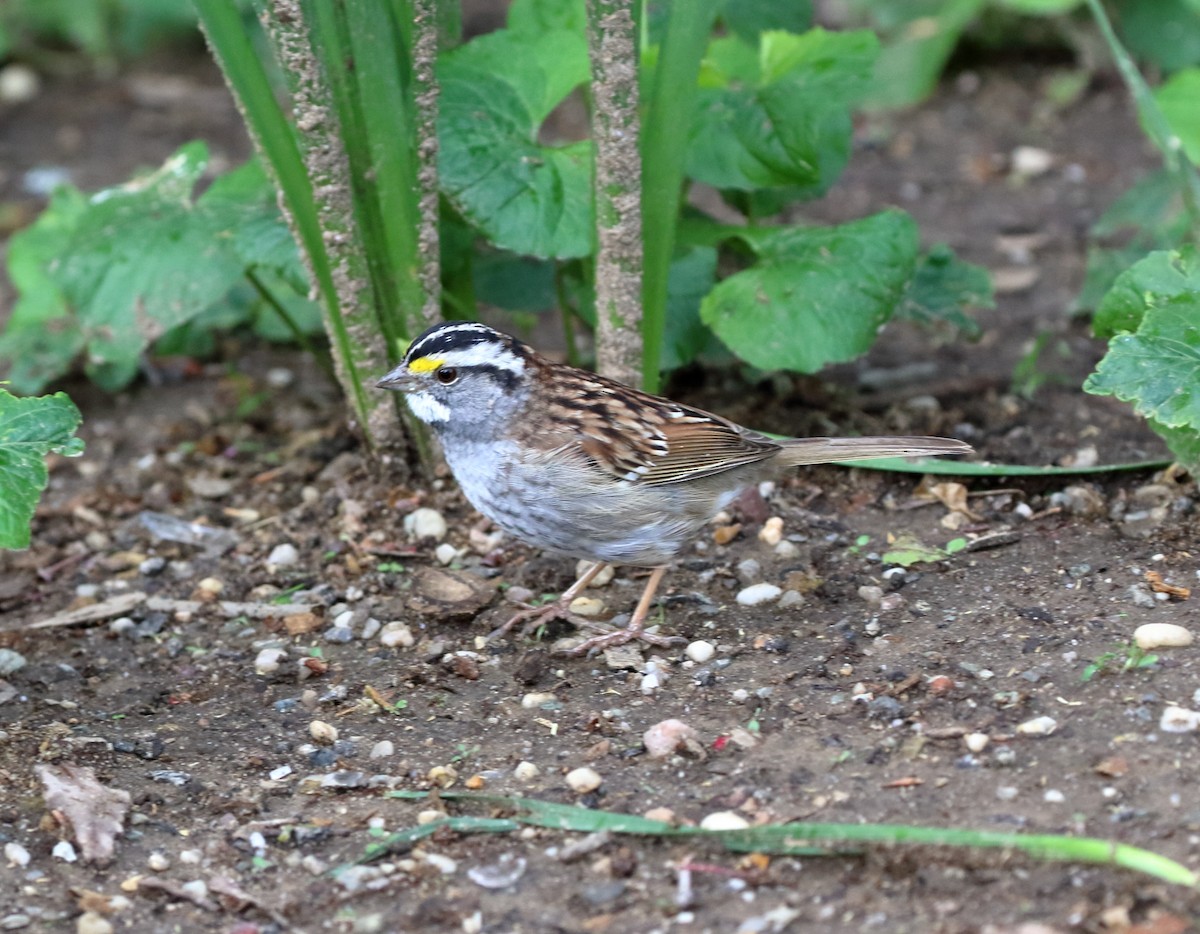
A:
435,367,459,385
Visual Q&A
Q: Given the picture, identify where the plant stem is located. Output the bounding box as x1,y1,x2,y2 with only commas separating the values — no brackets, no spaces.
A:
244,266,334,380
640,0,720,392
587,0,643,387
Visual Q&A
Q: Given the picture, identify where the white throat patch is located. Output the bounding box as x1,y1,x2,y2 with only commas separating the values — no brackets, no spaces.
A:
406,391,450,424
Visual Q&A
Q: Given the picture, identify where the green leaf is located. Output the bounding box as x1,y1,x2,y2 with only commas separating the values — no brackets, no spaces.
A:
0,390,84,550
1155,68,1200,165
1085,297,1200,431
894,244,991,337
720,0,812,43
438,28,593,259
507,0,585,35
700,210,919,372
882,534,952,567
1112,0,1200,72
1148,417,1200,473
994,0,1082,12
661,246,719,371
687,28,878,196
471,252,557,311
1093,247,1200,339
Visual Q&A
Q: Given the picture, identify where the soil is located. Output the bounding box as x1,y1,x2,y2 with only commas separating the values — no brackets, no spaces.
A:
2,42,1200,934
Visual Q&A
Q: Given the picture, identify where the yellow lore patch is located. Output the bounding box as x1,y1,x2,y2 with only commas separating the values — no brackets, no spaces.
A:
407,356,444,374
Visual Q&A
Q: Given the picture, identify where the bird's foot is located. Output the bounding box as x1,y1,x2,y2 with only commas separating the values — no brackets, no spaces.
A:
557,621,684,657
486,598,588,643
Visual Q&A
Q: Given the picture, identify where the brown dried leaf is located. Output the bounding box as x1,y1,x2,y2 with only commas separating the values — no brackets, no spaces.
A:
37,763,131,864
1145,570,1190,600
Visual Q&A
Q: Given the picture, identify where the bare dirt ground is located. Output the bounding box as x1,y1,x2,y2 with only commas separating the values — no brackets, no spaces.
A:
2,46,1199,934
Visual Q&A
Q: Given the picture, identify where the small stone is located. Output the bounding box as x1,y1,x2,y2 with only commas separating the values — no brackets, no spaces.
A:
699,811,749,831
360,618,381,640
964,733,990,753
736,583,782,607
1,914,31,930
1127,585,1158,609
1044,789,1066,803
197,577,224,596
758,517,784,546
255,647,287,675
427,765,458,788
712,524,742,545
370,740,394,760
52,840,77,862
566,766,602,793
514,761,539,782
75,912,113,934
927,675,954,695
736,559,762,584
685,640,715,663
1160,706,1200,733
138,556,167,576
521,692,557,709
434,543,458,565
996,785,1019,802
147,852,170,872
267,543,300,569
858,585,884,605
379,621,415,648
0,649,27,676
1133,623,1193,651
777,589,804,608
467,853,527,889
773,540,800,559
1011,145,1054,177
180,880,209,902
423,853,457,875
3,842,30,868
643,719,700,758
417,809,445,825
576,560,614,587
568,597,605,617
643,807,675,824
310,720,339,744
1016,715,1057,736
404,508,448,541
0,63,40,103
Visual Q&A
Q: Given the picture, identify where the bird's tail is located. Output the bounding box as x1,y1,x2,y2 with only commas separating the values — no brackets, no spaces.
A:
775,436,972,467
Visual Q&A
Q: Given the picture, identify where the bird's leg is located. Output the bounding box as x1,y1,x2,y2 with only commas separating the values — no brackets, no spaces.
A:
561,566,683,656
487,560,610,642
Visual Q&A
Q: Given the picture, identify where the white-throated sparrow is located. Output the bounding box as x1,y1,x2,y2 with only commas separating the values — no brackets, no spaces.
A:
378,321,971,654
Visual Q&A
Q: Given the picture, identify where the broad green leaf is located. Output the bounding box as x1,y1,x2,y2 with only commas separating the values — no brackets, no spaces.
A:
53,142,246,389
894,244,991,337
1112,0,1200,72
700,210,919,373
438,28,593,259
720,0,812,43
1148,417,1200,473
0,186,89,393
661,246,719,371
1093,247,1200,338
994,0,1082,12
472,252,557,311
1085,297,1200,431
687,28,878,196
1155,68,1200,164
0,390,84,550
507,0,585,35
882,533,952,567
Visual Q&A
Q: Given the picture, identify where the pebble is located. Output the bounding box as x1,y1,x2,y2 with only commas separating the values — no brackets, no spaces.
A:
686,640,715,663
467,853,527,889
0,63,40,103
569,597,605,617
310,720,339,744
995,786,1019,802
52,840,77,862
1,914,31,931
1160,706,1200,733
147,852,170,872
777,589,804,608
370,740,394,759
267,543,300,569
197,577,224,596
758,517,784,546
736,583,782,607
964,732,990,753
1044,789,1066,803
514,761,539,782
423,853,457,875
736,559,762,584
138,556,167,576
0,649,27,676
76,912,113,934
404,508,448,541
521,692,557,709
180,880,209,902
427,765,458,788
643,719,700,758
576,560,614,587
434,543,458,565
857,585,883,605
565,767,602,793
1133,623,1193,650
1016,715,1058,736
379,622,415,648
699,811,750,831
644,806,675,824
3,842,30,868
773,540,800,559
254,647,287,675
360,618,381,640
1127,585,1158,609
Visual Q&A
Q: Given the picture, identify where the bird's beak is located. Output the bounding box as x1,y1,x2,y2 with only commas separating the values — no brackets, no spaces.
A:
376,364,419,392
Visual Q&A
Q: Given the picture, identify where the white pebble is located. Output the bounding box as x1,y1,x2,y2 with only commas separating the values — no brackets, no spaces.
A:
309,720,338,743
180,880,209,901
147,852,170,872
404,508,448,541
423,853,457,874
52,840,77,862
370,740,395,759
736,583,782,607
1133,623,1193,651
565,767,602,793
1016,715,1058,736
777,590,805,608
360,617,381,640
568,597,605,617
1160,706,1200,733
996,786,1019,801
758,517,784,546
4,842,30,867
266,543,299,569
576,560,614,587
643,719,699,758
379,622,414,648
773,540,800,559
700,811,749,831
0,63,40,103
685,640,715,663
76,911,113,934
964,732,990,753
268,765,293,781
434,543,458,565
514,761,539,782
254,647,287,675
521,692,557,709
1011,145,1054,177
1044,789,1065,803
857,585,884,605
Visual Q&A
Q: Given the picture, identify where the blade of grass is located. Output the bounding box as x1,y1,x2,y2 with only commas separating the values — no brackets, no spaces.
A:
640,0,719,392
849,456,1174,476
381,790,1197,887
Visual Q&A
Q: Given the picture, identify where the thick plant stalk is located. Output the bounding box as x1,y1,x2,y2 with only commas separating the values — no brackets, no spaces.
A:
587,0,643,388
412,0,442,332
